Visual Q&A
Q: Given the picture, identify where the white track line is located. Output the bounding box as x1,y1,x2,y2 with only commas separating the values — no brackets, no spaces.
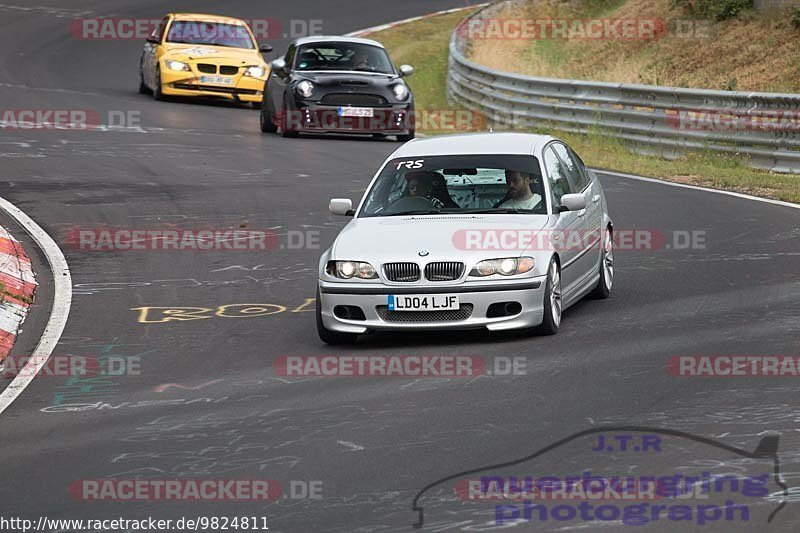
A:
594,169,800,210
0,197,71,416
344,3,488,37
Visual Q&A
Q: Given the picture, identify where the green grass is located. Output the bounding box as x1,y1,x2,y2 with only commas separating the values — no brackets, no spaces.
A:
371,8,800,204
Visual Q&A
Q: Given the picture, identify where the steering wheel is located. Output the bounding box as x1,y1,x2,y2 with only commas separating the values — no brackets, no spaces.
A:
385,195,438,213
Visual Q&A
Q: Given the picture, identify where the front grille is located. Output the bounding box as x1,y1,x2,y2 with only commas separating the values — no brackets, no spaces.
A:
173,84,258,95
219,65,239,75
197,63,217,74
425,262,465,281
383,262,420,282
376,304,474,322
319,93,388,107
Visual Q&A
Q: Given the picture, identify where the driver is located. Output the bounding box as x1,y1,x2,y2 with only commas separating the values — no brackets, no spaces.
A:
406,171,444,208
499,170,541,210
352,50,370,70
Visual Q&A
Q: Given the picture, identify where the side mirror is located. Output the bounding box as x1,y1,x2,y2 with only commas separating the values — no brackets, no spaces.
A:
146,36,160,44
560,193,587,212
329,198,354,216
259,43,273,53
398,64,414,77
270,58,287,75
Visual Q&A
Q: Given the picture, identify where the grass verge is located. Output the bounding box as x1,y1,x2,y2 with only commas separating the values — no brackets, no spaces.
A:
371,7,800,204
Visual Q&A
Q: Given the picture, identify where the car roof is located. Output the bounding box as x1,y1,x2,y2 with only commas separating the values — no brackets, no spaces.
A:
292,35,385,48
389,132,557,158
169,13,249,24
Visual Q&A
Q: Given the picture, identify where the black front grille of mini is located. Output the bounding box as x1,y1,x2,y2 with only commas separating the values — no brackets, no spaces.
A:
319,93,388,106
424,262,465,281
219,65,239,75
383,262,420,282
197,63,217,74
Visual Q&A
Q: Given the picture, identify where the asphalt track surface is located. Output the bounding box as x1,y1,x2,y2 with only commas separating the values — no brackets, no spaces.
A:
0,1,799,532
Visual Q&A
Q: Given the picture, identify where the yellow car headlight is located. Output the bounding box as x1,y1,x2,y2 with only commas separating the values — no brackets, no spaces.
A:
244,66,266,78
165,60,191,72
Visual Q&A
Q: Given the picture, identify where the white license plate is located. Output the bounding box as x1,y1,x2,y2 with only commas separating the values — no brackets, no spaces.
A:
388,294,459,311
338,106,373,117
199,75,235,86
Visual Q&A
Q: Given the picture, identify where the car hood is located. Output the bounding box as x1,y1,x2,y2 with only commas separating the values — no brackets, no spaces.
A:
331,214,552,263
162,44,264,64
296,71,400,89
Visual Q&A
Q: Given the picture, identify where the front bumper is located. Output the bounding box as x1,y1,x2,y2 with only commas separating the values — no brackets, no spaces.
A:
318,278,546,334
160,71,265,102
284,105,413,134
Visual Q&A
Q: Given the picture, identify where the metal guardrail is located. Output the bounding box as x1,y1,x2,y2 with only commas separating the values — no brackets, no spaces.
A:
447,1,800,173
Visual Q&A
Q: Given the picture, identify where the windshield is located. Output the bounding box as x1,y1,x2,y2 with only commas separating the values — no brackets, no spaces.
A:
294,43,394,73
359,154,547,217
166,21,255,49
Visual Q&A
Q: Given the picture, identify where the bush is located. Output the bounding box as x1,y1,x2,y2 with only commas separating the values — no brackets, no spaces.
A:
792,8,800,30
670,0,753,21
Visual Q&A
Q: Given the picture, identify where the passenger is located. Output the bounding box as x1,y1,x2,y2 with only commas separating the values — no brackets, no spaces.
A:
499,170,541,210
405,171,445,208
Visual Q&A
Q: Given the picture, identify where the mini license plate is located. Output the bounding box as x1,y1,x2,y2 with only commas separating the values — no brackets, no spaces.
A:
338,106,374,117
388,294,459,311
199,75,235,86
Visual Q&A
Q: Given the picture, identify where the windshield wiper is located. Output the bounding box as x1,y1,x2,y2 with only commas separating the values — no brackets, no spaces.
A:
456,208,529,214
383,209,444,216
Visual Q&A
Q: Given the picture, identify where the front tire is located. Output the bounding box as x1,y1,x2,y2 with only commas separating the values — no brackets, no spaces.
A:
138,60,152,95
153,65,164,101
260,99,278,133
535,258,562,335
316,289,358,345
590,227,613,299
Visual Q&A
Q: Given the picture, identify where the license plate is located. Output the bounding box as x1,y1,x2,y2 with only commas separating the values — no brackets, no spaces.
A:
199,75,235,86
388,294,459,311
338,106,373,117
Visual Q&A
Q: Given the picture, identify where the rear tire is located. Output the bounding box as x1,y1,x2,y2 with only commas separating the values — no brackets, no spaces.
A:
590,227,613,299
316,289,358,345
535,258,561,335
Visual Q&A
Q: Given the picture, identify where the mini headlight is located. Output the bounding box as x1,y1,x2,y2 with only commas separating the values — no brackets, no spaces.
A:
470,257,535,277
391,83,408,101
326,261,378,280
296,80,314,98
165,60,190,72
244,66,266,78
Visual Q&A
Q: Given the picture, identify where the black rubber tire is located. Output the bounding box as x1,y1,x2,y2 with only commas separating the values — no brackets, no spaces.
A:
138,59,152,95
153,65,164,101
316,289,358,345
590,227,613,299
260,99,278,133
535,258,561,336
397,130,415,142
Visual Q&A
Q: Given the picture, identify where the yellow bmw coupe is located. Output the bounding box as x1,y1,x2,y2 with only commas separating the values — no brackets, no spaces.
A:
138,13,272,104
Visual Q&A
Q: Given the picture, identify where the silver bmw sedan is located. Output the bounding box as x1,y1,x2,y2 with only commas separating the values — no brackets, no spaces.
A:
317,132,614,344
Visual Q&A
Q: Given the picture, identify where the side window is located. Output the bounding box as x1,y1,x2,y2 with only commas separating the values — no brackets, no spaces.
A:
285,45,296,68
552,143,589,192
543,146,574,208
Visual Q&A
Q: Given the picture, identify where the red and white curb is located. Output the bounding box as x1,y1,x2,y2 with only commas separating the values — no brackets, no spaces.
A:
0,226,37,365
0,196,71,416
344,4,488,37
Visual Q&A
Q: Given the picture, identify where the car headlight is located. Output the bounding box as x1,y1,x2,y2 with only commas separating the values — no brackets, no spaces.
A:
326,261,378,279
470,257,535,277
391,83,408,101
244,65,266,78
296,80,314,98
165,60,191,72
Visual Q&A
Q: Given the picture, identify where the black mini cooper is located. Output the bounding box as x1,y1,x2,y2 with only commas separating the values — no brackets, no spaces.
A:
260,36,415,140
